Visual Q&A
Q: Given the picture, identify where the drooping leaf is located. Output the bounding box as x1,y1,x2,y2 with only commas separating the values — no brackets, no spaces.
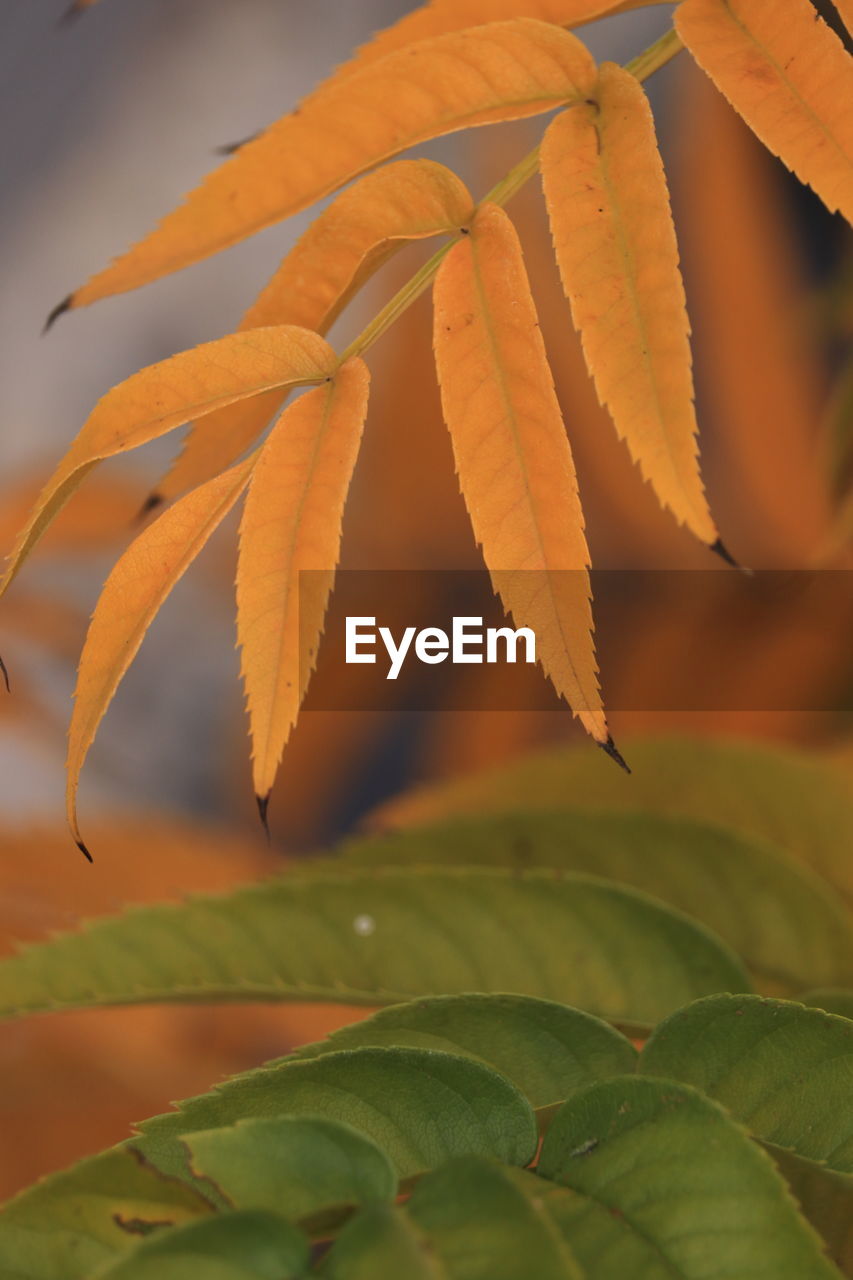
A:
67,459,254,856
639,994,853,1173
433,202,607,744
90,1211,310,1280
0,327,336,595
0,866,749,1030
237,360,369,810
676,0,853,223
160,161,471,504
366,735,853,905
538,1076,841,1278
135,1046,538,1186
0,1146,212,1280
186,1116,396,1223
351,1158,584,1280
67,20,596,307
541,63,716,544
771,1148,853,1278
344,810,853,995
285,993,638,1108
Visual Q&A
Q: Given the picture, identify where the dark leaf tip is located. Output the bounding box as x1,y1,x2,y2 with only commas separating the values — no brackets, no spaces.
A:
44,293,74,333
0,656,9,694
76,838,94,864
256,793,271,842
136,492,164,522
599,735,631,774
709,537,751,575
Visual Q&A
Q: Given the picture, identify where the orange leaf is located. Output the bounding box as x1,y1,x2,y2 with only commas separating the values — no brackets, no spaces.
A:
158,160,472,505
541,64,717,545
237,360,370,809
433,202,609,745
339,0,650,79
676,0,853,223
0,326,336,596
67,19,596,307
66,459,255,855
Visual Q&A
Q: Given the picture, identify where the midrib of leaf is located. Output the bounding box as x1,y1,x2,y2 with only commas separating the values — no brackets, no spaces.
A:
340,27,684,363
719,0,852,167
468,219,595,717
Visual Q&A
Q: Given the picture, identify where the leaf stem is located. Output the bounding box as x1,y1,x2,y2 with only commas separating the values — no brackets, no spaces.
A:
341,26,684,364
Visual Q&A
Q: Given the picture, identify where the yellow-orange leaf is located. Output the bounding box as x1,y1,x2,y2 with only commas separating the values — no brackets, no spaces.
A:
68,19,596,307
541,64,717,544
159,160,472,505
237,360,371,808
433,202,608,744
66,459,255,856
341,0,650,78
676,0,853,223
0,326,336,596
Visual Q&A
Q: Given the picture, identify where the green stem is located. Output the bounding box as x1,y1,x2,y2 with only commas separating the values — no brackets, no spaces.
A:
341,26,683,364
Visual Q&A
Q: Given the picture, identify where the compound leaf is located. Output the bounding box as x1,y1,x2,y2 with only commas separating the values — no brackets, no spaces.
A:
68,20,596,306
676,0,853,223
236,360,370,809
433,202,606,743
541,63,716,544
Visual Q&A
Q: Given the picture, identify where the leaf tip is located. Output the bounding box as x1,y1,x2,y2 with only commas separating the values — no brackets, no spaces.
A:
214,132,258,157
0,655,9,694
75,837,94,864
43,293,74,333
256,793,272,842
136,492,164,523
599,735,631,774
709,537,752,575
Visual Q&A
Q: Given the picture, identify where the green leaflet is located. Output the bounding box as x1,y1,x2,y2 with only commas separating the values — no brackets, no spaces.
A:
368,736,853,903
803,990,853,1021
135,1046,537,1187
323,1160,584,1279
90,1211,309,1279
538,1076,841,1278
0,866,748,1030
771,1148,853,1278
185,1116,396,1222
344,810,853,995
0,1146,212,1280
284,993,637,1108
639,995,853,1172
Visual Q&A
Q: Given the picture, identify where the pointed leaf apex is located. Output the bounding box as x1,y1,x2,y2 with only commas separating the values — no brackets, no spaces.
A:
0,656,9,694
44,294,74,333
137,492,165,523
599,735,631,774
75,838,94,864
709,537,752,575
256,793,272,842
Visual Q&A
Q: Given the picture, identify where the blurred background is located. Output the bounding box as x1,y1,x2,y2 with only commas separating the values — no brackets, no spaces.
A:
0,0,851,1198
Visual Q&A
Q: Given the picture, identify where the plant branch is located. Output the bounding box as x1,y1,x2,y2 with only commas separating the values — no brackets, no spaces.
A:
341,27,684,363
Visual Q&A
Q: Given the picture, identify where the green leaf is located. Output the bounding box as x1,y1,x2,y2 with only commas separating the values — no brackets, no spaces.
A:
135,1046,537,1189
771,1148,853,1278
284,994,637,1108
802,990,853,1021
345,811,853,995
322,1162,584,1279
368,736,853,904
185,1116,396,1222
639,994,853,1172
0,1146,212,1280
90,1210,309,1279
538,1076,840,1278
0,867,749,1030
